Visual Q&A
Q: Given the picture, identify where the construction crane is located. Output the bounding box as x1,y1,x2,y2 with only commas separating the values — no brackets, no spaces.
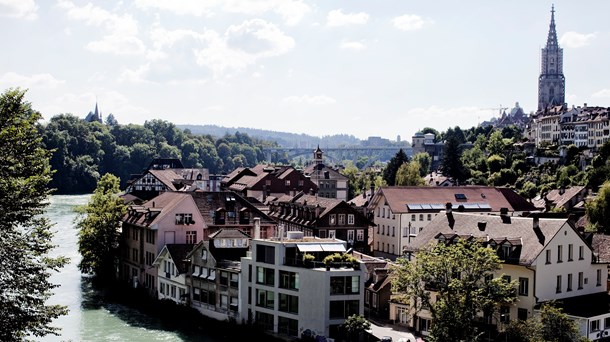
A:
480,105,509,118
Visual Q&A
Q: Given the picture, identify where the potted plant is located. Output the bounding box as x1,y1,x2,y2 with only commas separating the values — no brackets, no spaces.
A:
302,253,315,267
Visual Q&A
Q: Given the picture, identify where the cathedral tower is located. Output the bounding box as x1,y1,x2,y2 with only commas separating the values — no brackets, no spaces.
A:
538,5,565,111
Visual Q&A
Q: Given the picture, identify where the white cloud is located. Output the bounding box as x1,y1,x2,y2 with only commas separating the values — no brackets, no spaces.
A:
118,64,153,84
134,0,311,25
340,40,366,50
282,95,336,105
193,19,295,77
58,0,145,55
392,14,431,31
560,31,596,48
0,0,38,20
592,89,610,98
326,9,369,27
0,72,64,88
403,105,481,131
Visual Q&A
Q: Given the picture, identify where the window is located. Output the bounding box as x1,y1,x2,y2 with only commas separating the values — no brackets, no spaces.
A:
578,272,584,289
579,245,584,260
256,267,275,286
255,311,274,331
279,293,299,314
347,230,355,242
132,248,138,262
175,213,193,225
591,319,600,332
557,245,563,263
411,214,416,221
256,245,275,264
546,250,551,264
338,214,346,225
518,308,528,321
329,230,336,239
279,270,299,290
348,214,355,225
427,214,432,221
568,244,573,261
329,300,359,319
329,214,336,225
392,227,395,237
500,306,510,323
186,231,197,244
419,214,424,221
256,289,275,309
382,208,386,218
330,276,360,295
356,230,364,241
132,227,138,240
518,277,529,296
145,230,155,244
278,316,298,337
556,275,562,293
567,273,573,291
230,273,239,288
597,269,602,286
285,180,290,187
372,293,378,308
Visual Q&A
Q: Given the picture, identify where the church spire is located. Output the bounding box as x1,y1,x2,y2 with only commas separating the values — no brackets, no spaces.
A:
546,5,559,50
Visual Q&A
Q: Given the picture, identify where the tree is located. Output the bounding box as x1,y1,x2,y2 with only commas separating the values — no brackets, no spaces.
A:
412,152,432,177
441,135,466,183
342,314,371,342
391,239,517,342
75,173,127,281
586,181,610,233
506,302,589,342
395,161,425,186
383,148,409,186
0,88,68,340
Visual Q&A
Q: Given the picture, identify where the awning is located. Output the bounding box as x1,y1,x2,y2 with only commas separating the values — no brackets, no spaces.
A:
297,244,324,252
321,243,346,252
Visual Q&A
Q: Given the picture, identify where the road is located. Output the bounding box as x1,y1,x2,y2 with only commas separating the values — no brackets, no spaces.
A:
368,320,419,342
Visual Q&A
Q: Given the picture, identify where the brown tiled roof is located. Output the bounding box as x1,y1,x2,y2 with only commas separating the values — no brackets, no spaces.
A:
209,228,251,239
123,192,191,227
406,212,569,265
373,186,535,213
591,233,610,263
188,191,276,226
531,186,586,210
149,169,185,191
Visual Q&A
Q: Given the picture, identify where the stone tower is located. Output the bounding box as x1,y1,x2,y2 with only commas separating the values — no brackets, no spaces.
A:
538,5,565,111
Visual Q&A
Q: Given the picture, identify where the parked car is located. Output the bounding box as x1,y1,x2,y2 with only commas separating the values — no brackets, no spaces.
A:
380,337,393,342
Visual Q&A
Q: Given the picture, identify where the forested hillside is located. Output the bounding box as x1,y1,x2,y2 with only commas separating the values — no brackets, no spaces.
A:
40,115,281,194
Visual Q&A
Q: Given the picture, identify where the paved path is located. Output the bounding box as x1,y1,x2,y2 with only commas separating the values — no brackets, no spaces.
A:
368,320,419,342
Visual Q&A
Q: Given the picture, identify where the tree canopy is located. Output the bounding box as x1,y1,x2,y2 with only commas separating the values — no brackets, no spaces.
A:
0,88,68,340
391,239,517,342
382,148,409,186
76,173,127,282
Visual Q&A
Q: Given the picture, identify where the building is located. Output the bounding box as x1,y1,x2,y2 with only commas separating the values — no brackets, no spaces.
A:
395,211,609,340
84,102,103,123
221,164,318,203
153,244,193,304
366,186,536,260
302,146,349,201
186,228,250,321
411,132,473,172
267,192,374,254
239,231,365,341
531,185,589,213
538,5,565,111
120,190,276,296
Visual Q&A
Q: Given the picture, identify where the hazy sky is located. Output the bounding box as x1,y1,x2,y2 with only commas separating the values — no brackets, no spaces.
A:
1,1,609,141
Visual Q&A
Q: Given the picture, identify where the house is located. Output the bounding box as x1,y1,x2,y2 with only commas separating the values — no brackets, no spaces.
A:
125,167,218,201
302,146,349,201
531,185,588,212
366,186,537,260
153,244,193,304
120,190,276,296
239,231,365,341
187,228,250,322
396,210,609,340
267,192,374,254
356,252,393,321
221,164,318,203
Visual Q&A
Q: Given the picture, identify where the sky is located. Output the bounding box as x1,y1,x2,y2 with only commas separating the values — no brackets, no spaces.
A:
1,1,610,142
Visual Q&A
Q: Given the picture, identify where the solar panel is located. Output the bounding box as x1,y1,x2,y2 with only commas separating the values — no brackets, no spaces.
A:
407,204,423,210
478,203,492,209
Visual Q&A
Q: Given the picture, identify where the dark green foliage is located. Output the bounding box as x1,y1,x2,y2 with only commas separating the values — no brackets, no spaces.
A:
382,148,409,186
342,314,371,342
506,302,589,342
75,173,127,281
0,88,68,340
441,135,466,183
391,240,517,342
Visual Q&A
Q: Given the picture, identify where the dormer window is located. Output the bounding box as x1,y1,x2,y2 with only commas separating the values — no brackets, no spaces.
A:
201,249,207,261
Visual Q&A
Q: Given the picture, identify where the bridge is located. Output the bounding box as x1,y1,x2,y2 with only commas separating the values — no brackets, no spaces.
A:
261,146,413,163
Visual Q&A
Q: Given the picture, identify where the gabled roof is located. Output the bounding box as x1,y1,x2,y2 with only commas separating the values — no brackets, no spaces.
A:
153,244,194,274
148,169,185,191
407,212,571,265
123,191,192,227
303,163,348,181
369,186,536,213
209,228,251,239
531,186,586,210
188,191,276,226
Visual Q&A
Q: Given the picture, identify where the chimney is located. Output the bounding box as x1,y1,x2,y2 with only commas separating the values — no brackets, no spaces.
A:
370,184,375,197
478,221,487,231
445,202,454,229
315,203,321,218
533,216,539,230
254,217,261,239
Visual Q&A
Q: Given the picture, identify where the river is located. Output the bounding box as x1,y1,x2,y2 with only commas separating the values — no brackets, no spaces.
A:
40,195,223,342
